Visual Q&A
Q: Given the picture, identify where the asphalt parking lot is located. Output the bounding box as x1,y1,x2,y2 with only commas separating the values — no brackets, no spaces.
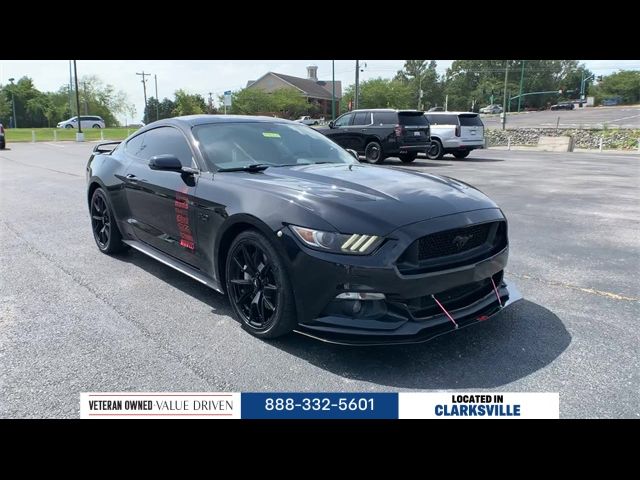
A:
481,105,640,129
1,142,638,418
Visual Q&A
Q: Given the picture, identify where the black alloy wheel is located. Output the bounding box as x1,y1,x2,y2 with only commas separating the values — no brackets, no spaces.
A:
364,141,384,164
90,188,127,254
426,139,444,160
226,231,296,338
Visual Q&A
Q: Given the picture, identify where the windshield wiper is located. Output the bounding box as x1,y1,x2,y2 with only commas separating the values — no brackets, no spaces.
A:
217,163,272,172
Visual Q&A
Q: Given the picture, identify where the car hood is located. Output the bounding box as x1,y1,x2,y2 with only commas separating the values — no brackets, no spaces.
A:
222,164,500,235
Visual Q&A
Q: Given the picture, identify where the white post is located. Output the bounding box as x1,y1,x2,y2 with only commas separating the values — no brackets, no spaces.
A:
507,137,511,150
599,137,603,152
31,130,36,143
127,129,131,137
101,130,104,141
53,130,57,142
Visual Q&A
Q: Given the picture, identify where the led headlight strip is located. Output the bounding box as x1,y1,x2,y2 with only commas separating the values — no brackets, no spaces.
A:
341,234,379,253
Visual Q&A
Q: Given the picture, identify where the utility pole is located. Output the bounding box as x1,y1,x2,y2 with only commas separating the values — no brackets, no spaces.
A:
331,60,336,120
518,60,525,112
8,78,17,128
501,61,509,130
580,72,595,108
83,81,89,115
68,60,74,116
418,75,423,110
73,60,83,140
354,60,360,110
208,92,213,114
136,71,150,124
154,74,159,121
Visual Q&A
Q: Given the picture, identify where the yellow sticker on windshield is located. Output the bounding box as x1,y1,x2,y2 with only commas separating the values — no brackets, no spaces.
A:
262,132,281,138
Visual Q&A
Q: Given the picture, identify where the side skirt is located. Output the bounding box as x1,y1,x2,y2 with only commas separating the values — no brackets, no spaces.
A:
123,240,224,294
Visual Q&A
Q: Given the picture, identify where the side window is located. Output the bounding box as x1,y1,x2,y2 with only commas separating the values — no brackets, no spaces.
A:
372,112,398,125
137,127,195,167
126,133,145,156
334,113,353,127
352,112,371,126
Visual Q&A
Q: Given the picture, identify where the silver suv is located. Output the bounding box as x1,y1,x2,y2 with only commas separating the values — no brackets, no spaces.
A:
425,112,485,159
57,115,105,129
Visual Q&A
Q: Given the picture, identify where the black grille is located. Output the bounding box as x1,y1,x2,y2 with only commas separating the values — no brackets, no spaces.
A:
418,223,493,261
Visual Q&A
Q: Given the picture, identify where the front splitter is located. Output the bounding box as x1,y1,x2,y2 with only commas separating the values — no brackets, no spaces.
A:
293,278,523,346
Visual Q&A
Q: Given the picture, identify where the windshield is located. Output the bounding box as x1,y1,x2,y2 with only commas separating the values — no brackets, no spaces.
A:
193,122,357,171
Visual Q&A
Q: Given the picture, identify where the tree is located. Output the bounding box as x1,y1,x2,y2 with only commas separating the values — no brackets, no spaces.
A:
172,90,207,116
591,70,640,104
227,87,310,118
342,78,413,110
395,60,442,109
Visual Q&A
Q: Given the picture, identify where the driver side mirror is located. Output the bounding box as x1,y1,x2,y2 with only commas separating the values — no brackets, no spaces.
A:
149,154,183,171
345,149,359,160
328,121,335,128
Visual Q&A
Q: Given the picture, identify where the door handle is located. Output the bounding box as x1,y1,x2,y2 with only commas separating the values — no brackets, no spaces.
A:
126,174,137,179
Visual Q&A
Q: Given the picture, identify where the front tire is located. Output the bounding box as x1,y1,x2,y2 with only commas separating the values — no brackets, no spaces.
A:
90,188,128,254
426,139,444,160
453,151,470,159
65,124,73,129
364,141,384,164
225,230,297,339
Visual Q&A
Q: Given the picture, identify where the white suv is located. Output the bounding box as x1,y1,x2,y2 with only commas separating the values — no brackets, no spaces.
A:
57,116,106,129
425,112,485,159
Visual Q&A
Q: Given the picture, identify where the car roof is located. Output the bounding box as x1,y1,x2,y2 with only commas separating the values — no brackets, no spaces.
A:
349,108,422,113
142,115,295,128
426,111,478,115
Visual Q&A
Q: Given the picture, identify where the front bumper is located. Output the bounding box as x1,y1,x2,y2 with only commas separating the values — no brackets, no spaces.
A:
279,209,522,345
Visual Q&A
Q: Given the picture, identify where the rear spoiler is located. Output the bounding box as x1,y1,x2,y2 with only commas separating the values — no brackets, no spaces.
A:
93,141,121,154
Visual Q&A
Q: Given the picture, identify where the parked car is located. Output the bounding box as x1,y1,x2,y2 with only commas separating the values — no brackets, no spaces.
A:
601,98,621,106
425,112,485,159
318,109,430,164
57,115,106,129
294,115,321,126
479,104,503,114
0,123,5,149
86,115,520,343
550,102,574,111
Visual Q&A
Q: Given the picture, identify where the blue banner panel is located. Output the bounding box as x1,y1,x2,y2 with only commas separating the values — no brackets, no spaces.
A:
241,393,398,419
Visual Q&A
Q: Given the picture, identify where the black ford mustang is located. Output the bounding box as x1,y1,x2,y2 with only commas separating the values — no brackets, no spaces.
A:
86,115,521,345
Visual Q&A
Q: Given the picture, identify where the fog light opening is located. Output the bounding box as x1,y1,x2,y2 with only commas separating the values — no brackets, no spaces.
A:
335,292,386,300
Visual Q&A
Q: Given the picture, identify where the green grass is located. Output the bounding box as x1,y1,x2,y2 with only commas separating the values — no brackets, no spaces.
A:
2,127,140,143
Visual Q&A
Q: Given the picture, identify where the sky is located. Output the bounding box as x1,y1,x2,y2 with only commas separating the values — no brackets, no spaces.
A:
1,60,638,124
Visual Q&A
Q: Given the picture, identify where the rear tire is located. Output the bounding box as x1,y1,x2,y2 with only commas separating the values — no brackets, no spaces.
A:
90,188,128,254
364,141,384,164
0,142,5,150
426,139,444,160
398,152,417,163
226,230,297,339
453,151,470,159
92,124,101,129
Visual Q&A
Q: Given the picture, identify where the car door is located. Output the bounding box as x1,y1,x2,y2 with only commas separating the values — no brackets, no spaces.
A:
123,126,201,267
326,112,354,149
351,111,372,152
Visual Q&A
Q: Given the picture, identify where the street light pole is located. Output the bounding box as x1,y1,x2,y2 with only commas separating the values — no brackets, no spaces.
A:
331,60,336,120
8,77,17,128
502,61,509,130
580,72,594,108
154,74,159,120
518,60,525,112
354,60,360,110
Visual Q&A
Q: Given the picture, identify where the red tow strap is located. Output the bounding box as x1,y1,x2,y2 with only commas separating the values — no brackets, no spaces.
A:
490,277,503,307
431,294,458,329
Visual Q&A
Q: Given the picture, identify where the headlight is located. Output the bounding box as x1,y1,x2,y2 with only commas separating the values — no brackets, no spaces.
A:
289,225,382,255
